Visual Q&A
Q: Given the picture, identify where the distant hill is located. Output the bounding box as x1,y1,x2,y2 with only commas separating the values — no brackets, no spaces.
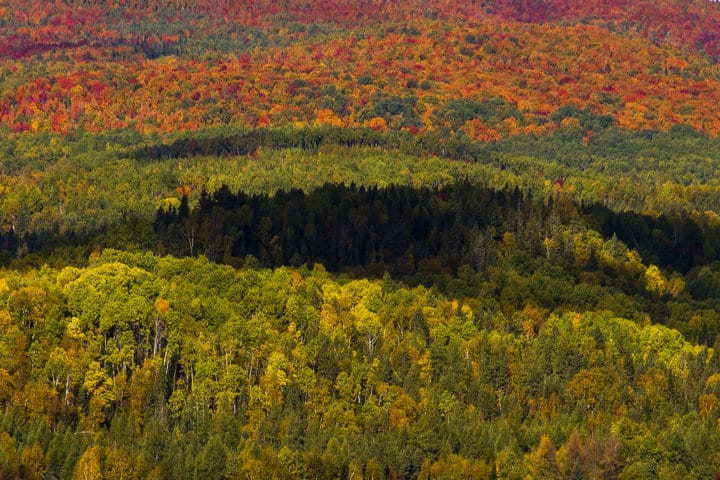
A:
2,0,720,137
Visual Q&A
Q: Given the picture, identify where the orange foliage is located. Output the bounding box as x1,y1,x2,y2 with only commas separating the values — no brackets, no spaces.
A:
2,0,720,140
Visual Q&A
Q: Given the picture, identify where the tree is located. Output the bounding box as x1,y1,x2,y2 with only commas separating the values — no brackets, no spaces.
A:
0,432,19,480
7,286,50,341
73,446,102,480
194,435,228,480
20,443,46,480
104,448,135,480
644,265,668,298
525,435,562,480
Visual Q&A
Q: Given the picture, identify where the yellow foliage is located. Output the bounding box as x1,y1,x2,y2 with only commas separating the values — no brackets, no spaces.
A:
66,317,85,341
706,373,720,388
498,232,516,258
154,298,170,315
560,117,581,128
265,351,290,388
20,443,45,480
73,446,102,480
566,368,605,406
160,197,180,210
417,351,432,383
0,432,19,478
699,393,720,420
0,310,11,332
644,264,668,297
388,393,417,429
667,275,685,298
572,313,582,330
313,108,343,127
524,434,561,480
418,454,491,480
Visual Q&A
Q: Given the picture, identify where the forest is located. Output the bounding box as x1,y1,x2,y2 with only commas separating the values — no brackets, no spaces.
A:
3,0,720,478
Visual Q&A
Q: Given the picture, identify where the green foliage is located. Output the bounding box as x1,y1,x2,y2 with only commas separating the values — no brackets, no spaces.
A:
0,248,717,478
3,125,720,262
1,6,720,477
438,97,523,130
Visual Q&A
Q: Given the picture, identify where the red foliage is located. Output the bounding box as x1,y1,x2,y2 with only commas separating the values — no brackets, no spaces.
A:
2,0,720,138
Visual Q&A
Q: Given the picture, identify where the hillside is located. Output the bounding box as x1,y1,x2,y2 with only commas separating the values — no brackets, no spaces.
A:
2,1,720,479
2,0,720,137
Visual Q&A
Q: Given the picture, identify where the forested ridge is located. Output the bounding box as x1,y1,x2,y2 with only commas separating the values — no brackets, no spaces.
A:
4,0,720,137
3,0,720,478
3,125,720,256
2,250,720,479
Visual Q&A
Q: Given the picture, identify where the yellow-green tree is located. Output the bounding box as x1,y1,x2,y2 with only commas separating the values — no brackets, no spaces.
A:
73,446,102,480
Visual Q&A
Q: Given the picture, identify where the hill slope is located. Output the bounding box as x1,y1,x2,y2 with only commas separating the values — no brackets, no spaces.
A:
2,2,720,479
2,0,720,137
